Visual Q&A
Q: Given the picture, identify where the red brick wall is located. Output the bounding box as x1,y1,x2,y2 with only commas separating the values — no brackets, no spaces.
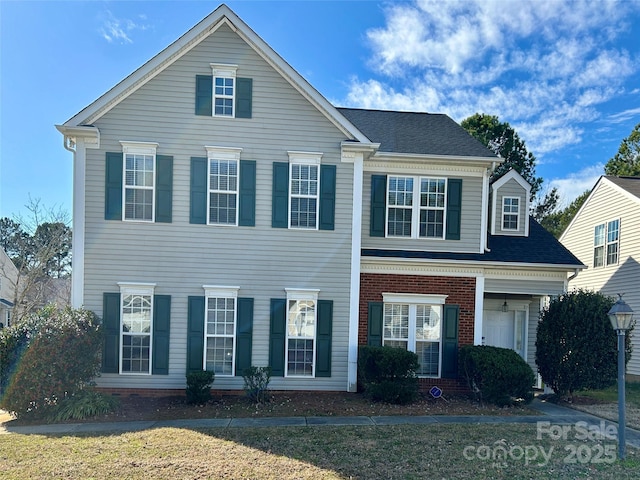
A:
359,273,476,393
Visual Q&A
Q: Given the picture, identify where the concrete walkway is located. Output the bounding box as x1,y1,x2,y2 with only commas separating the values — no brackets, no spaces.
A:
1,398,639,449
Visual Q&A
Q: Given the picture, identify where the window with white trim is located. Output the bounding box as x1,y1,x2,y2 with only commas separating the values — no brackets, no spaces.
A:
204,286,239,376
387,176,447,238
502,197,519,230
286,289,319,376
119,283,155,374
594,219,620,267
288,152,321,229
211,64,237,117
121,142,158,222
206,146,242,225
382,294,446,377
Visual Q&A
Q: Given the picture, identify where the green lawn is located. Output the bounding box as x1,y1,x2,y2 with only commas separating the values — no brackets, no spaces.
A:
1,424,638,479
579,382,640,407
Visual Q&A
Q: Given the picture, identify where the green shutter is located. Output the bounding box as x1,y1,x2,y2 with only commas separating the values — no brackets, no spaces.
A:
370,175,387,237
235,297,254,376
445,179,462,240
235,77,253,119
269,298,286,376
367,302,383,346
187,296,205,373
441,304,459,378
155,155,173,223
105,152,123,220
319,164,336,231
272,162,289,228
152,295,171,375
238,160,256,226
102,293,121,373
190,157,207,224
315,300,333,377
195,75,212,116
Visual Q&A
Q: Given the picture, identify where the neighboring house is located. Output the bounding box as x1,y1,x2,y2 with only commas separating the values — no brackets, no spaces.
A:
56,4,584,395
0,248,18,328
560,175,640,380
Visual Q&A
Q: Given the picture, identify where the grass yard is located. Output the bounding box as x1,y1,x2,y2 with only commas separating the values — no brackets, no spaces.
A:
1,423,638,479
577,382,640,407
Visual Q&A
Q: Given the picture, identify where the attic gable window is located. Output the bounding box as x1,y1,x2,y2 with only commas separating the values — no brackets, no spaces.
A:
195,67,252,118
502,197,520,231
211,64,237,117
594,219,620,267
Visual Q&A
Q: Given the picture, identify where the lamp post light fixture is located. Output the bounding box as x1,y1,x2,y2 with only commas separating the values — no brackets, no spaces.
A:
607,294,634,460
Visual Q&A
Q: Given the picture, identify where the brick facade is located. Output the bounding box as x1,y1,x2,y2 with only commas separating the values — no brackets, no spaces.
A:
359,272,476,394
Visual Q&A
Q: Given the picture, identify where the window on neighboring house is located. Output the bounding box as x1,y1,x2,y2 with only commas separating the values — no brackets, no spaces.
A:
286,289,319,376
382,294,446,377
211,64,237,117
502,197,519,230
594,219,620,267
119,283,155,375
122,142,158,222
289,152,321,229
204,286,239,376
206,146,242,225
386,176,447,239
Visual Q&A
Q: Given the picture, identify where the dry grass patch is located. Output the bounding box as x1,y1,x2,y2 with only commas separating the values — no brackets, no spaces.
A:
1,424,638,479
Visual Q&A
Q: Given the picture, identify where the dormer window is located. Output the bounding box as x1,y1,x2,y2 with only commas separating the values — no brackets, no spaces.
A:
502,197,519,231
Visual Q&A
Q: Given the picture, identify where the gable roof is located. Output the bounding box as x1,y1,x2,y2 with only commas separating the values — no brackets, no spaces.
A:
605,176,640,200
337,108,498,158
61,4,369,144
363,217,584,269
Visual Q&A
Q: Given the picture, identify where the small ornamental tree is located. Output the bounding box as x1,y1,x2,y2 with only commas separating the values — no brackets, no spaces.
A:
536,290,632,399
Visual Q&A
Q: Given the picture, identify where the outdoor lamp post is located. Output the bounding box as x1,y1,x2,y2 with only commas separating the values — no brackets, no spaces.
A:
607,294,634,460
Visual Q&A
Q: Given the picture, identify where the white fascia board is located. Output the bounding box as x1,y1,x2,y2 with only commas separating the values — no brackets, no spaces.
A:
558,175,602,242
55,125,100,148
361,256,586,272
61,5,371,145
603,177,640,206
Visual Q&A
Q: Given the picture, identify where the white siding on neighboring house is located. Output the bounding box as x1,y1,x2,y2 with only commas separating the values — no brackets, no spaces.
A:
561,178,640,377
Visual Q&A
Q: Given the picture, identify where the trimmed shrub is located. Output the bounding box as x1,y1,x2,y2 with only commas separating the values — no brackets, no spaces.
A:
358,345,419,404
460,345,535,407
536,290,632,399
243,366,272,404
48,389,120,422
0,306,103,419
186,370,215,404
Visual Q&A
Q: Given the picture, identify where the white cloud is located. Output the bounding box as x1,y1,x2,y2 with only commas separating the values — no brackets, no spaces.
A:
346,0,640,159
100,10,150,44
548,163,604,207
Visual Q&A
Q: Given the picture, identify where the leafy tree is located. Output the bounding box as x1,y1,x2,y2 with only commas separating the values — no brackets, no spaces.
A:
0,199,71,321
541,190,591,239
604,122,640,176
461,113,543,198
535,290,632,399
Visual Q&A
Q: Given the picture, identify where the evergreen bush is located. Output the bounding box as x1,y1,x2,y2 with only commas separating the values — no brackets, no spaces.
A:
0,306,104,419
185,370,215,404
357,345,419,404
460,345,535,407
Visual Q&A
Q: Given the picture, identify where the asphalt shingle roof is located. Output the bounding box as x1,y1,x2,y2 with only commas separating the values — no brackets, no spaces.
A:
605,176,640,200
363,217,584,267
337,108,497,158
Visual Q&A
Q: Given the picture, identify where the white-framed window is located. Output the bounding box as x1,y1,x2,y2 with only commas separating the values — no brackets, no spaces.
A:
205,146,242,225
203,285,239,376
382,293,447,377
118,282,155,375
387,176,447,239
120,141,158,222
594,219,620,267
502,197,519,230
285,288,320,377
288,152,322,229
211,64,237,117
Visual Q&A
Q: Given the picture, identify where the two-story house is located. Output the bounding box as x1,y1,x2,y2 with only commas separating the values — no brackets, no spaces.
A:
561,175,640,380
0,248,18,328
56,4,583,395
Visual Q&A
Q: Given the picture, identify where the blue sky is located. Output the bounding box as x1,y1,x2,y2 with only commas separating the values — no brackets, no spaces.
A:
2,0,640,221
